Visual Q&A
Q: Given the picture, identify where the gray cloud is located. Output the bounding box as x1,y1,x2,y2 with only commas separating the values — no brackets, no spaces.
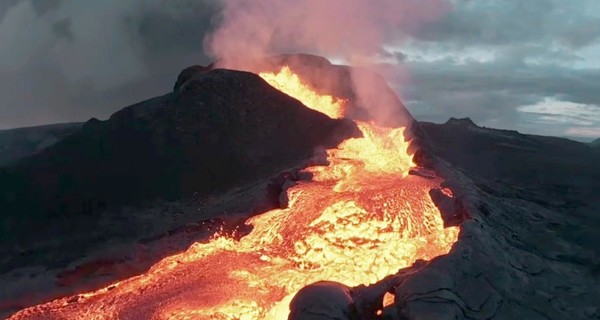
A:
415,0,600,50
30,0,62,16
0,0,219,129
394,0,600,140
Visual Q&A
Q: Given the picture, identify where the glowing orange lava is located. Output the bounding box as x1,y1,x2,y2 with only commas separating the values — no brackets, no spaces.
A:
10,66,459,320
259,66,346,119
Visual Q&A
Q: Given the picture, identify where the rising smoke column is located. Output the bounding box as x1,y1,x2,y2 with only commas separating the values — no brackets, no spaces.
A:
205,0,451,125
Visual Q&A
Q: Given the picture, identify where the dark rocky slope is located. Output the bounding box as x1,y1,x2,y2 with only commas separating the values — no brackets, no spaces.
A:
0,123,82,166
419,118,600,247
381,119,600,319
419,117,599,189
420,117,599,259
591,138,600,155
0,68,359,246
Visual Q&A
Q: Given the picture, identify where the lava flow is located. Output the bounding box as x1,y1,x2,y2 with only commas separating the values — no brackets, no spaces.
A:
10,67,459,320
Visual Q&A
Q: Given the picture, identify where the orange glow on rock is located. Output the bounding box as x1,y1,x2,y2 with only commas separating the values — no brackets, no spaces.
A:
10,67,459,320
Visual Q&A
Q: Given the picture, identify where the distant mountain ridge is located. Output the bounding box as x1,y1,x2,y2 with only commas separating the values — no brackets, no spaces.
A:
0,123,82,166
419,118,599,199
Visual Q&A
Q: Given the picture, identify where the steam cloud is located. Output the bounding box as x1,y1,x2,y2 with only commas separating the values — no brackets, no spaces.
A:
207,0,449,66
206,0,451,125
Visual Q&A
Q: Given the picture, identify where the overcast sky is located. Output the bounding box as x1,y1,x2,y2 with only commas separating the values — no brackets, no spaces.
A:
0,0,599,141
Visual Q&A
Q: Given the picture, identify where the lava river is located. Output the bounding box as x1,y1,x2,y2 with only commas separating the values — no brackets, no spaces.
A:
10,67,459,320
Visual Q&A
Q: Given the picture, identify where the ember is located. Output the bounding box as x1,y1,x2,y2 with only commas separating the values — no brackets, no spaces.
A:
10,66,458,320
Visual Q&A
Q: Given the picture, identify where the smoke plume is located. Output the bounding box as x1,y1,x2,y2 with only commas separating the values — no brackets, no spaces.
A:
205,0,451,125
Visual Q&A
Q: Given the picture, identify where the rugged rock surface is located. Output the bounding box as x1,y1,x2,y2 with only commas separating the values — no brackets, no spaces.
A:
419,118,600,257
0,123,82,166
420,117,598,190
374,119,600,319
0,68,359,265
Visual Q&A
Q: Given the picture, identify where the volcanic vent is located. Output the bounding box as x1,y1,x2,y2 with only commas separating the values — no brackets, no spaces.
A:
9,56,461,320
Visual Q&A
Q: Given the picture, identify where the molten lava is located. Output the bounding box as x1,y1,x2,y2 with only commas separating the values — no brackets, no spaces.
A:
259,66,346,119
10,66,459,320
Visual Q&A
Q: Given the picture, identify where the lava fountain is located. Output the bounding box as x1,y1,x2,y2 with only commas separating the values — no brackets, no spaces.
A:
10,66,459,320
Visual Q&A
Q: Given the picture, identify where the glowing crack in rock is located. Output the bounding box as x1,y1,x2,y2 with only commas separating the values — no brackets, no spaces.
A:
10,66,459,320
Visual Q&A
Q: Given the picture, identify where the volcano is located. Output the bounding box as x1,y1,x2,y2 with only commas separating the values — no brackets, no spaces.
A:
1,55,599,319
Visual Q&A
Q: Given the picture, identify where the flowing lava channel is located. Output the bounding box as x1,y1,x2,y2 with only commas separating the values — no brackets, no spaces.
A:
10,67,459,320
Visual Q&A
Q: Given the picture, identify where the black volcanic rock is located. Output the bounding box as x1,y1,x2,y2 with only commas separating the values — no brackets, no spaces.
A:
0,123,82,166
444,117,478,128
173,64,213,92
0,68,359,242
418,119,600,254
418,119,597,190
591,138,600,155
387,121,600,319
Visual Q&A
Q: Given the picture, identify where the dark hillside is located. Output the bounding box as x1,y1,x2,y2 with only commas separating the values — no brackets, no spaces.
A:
0,68,359,243
0,123,82,166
